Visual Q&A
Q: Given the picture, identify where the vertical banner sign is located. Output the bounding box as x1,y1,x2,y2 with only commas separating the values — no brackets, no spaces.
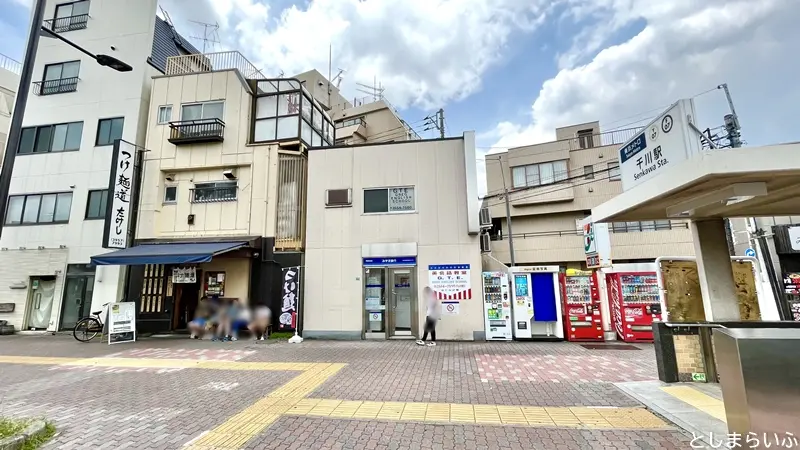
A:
103,140,138,249
584,222,612,269
428,264,472,300
280,266,301,330
108,302,136,345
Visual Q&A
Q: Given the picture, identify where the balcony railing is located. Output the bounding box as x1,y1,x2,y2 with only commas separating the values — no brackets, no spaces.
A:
168,119,225,144
190,185,237,203
0,53,21,75
165,51,266,79
489,221,690,241
43,14,89,32
33,77,79,96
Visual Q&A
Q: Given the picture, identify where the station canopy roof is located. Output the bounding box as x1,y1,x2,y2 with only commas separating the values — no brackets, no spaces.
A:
591,143,800,223
91,241,247,266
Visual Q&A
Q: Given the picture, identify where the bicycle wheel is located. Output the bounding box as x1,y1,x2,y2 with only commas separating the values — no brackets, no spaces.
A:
73,318,102,342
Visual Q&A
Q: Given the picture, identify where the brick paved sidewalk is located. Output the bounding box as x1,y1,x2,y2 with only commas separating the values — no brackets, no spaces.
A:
0,335,691,450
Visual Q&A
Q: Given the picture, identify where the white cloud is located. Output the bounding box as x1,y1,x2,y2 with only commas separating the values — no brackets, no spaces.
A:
486,0,800,154
160,0,553,110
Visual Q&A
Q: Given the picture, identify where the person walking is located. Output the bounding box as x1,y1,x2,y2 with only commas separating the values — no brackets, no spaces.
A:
416,286,440,347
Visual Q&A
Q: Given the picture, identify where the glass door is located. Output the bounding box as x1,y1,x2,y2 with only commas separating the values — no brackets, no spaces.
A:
59,275,95,330
364,268,387,337
388,269,416,337
27,278,56,329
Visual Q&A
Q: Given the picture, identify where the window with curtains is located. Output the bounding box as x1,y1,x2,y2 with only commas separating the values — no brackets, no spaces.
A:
511,160,569,188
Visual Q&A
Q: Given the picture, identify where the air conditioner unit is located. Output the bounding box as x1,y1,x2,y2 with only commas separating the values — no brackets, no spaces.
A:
480,232,491,253
325,188,352,207
479,207,492,228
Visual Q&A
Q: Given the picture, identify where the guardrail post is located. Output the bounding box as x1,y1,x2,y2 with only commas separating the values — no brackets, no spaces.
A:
653,322,679,382
699,327,718,382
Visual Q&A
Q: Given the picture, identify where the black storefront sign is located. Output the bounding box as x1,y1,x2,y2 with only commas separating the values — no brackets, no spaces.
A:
280,266,301,331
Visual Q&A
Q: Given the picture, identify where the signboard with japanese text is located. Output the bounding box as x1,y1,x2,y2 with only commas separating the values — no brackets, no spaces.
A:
428,264,472,300
388,187,415,212
619,99,702,191
583,221,611,269
103,140,139,249
788,226,800,251
108,302,136,345
279,266,301,330
172,267,197,284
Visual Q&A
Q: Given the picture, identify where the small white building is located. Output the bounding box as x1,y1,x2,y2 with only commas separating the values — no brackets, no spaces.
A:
0,0,196,332
303,134,484,340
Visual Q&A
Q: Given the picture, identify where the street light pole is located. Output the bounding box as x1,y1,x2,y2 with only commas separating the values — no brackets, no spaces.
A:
0,0,133,241
0,0,46,241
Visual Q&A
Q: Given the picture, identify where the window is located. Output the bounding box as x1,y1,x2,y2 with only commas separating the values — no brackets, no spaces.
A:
335,116,366,129
44,61,80,81
612,220,676,233
5,192,72,225
577,129,594,149
17,122,83,154
85,189,108,219
511,160,569,188
363,187,415,214
181,101,223,121
608,161,621,181
96,117,124,146
157,105,172,124
191,181,237,203
38,61,80,95
584,165,594,180
164,186,177,203
52,1,90,32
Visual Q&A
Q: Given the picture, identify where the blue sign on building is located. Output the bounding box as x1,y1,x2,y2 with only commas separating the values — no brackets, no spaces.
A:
619,133,648,163
363,256,417,267
745,248,756,257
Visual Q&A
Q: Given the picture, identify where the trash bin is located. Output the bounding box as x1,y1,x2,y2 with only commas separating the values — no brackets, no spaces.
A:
713,328,800,437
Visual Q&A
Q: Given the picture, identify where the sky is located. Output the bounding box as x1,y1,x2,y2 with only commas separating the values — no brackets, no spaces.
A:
2,0,799,195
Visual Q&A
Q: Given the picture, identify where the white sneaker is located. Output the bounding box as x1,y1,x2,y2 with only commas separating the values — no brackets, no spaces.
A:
259,336,265,341
426,342,436,347
231,336,238,341
415,340,425,346
190,333,196,339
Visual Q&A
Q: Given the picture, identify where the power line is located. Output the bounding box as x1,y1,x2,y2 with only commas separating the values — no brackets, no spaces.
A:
482,170,617,209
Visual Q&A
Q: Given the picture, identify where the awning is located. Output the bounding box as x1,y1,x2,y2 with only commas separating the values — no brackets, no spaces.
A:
91,241,247,266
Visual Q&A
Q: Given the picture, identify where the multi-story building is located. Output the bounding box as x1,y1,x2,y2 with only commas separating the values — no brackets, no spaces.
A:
0,53,21,166
93,51,335,333
0,0,197,332
484,121,695,268
332,98,421,145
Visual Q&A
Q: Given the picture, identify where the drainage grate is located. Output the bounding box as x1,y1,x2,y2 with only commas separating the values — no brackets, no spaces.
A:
581,344,641,351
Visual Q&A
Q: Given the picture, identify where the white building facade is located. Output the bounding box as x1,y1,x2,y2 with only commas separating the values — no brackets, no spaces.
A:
0,0,197,331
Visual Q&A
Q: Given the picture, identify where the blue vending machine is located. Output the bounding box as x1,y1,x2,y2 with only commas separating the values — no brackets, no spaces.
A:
510,266,564,340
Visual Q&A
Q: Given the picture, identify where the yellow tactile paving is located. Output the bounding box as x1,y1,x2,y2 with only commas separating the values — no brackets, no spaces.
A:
661,386,727,423
290,400,670,430
0,355,80,365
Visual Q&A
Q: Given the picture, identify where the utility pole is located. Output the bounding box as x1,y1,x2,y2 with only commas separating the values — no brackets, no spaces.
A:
717,83,787,319
437,108,445,139
496,159,516,267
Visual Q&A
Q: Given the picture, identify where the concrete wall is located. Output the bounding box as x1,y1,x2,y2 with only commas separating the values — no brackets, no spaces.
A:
0,65,20,168
0,0,159,331
304,135,483,340
137,70,280,240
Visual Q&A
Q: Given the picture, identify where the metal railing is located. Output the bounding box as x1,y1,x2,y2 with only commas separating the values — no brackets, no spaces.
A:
508,127,643,153
489,221,689,241
168,118,225,143
165,51,266,79
190,185,237,203
33,77,79,95
0,53,21,75
43,14,89,33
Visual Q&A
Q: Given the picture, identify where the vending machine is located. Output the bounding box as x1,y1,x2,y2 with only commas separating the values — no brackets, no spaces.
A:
482,271,512,340
559,269,603,342
510,266,563,340
606,272,661,342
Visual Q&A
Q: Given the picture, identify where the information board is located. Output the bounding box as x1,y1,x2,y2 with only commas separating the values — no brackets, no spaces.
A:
108,302,136,345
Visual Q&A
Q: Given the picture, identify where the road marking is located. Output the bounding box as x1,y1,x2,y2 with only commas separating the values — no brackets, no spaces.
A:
283,400,671,429
0,355,316,371
185,363,345,449
660,386,727,423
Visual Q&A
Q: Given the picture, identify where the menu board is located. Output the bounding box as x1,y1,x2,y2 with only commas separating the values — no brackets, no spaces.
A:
205,271,226,297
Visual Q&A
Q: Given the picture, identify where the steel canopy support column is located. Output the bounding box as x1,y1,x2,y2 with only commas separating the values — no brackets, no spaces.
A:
690,219,741,321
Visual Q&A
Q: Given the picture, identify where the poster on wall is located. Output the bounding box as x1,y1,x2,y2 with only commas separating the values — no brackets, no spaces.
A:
428,264,472,300
108,302,136,345
441,301,460,315
280,266,301,330
172,267,197,284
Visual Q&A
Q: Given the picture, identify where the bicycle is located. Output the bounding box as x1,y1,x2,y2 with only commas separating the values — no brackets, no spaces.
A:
73,303,109,343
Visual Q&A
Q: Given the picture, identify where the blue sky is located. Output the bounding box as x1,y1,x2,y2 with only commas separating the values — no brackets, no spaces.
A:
2,0,799,193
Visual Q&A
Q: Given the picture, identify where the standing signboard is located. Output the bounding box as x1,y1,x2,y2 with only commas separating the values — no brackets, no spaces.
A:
280,266,301,331
619,99,702,192
428,264,472,300
108,302,136,344
103,140,139,249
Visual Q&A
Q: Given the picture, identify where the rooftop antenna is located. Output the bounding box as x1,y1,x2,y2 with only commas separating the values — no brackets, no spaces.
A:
332,69,345,88
189,20,221,53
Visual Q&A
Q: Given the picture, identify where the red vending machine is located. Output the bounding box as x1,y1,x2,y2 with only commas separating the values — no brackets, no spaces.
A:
606,272,662,342
559,269,603,341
